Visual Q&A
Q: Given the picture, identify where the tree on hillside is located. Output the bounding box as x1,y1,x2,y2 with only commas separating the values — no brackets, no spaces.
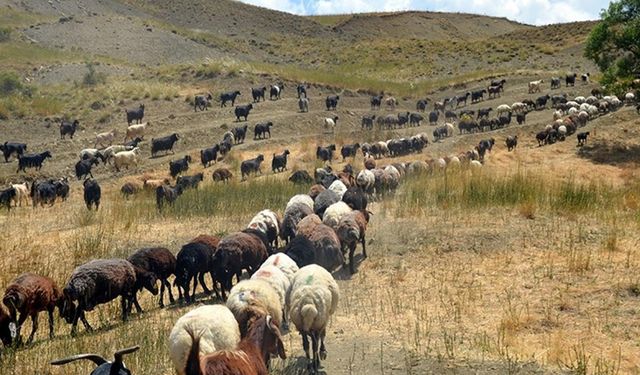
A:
585,0,640,85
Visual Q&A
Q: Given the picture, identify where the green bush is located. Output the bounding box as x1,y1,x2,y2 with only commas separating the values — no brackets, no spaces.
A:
0,71,22,95
83,62,106,86
0,27,10,42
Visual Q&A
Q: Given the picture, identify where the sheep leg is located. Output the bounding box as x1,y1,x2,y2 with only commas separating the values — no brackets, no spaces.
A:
319,328,327,360
27,313,38,344
121,296,129,322
47,308,55,339
302,333,311,363
132,294,144,314
311,331,320,371
349,244,356,274
165,279,175,304
361,235,367,258
15,312,28,345
198,272,211,295
208,271,221,300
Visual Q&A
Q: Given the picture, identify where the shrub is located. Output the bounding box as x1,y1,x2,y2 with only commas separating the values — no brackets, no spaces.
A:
0,71,22,95
82,61,106,86
0,27,10,43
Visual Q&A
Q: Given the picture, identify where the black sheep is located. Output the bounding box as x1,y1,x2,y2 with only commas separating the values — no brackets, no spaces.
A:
296,84,307,98
416,99,428,112
516,113,526,125
151,133,179,156
342,186,368,210
577,132,590,146
254,122,273,139
251,87,266,102
271,150,290,173
200,145,219,167
270,84,283,100
505,135,518,151
169,155,191,178
17,151,51,173
325,95,339,110
234,104,253,122
370,95,383,110
75,158,99,180
176,173,204,190
156,184,183,210
83,179,101,210
31,180,56,207
0,142,27,162
174,240,217,303
59,120,79,140
125,104,145,125
340,143,360,161
289,170,313,185
240,154,265,180
565,73,577,87
428,111,439,125
220,90,241,107
127,247,176,308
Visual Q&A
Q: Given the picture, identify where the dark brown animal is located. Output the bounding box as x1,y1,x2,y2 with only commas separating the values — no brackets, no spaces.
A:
127,247,177,308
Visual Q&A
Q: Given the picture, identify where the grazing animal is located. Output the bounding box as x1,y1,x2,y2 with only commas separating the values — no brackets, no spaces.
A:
113,148,140,172
120,181,141,198
336,210,370,273
254,122,273,139
298,97,309,112
125,104,145,125
240,155,265,180
234,104,253,121
505,135,518,151
416,99,428,112
194,94,213,111
325,95,339,110
370,95,383,110
60,259,137,335
272,150,290,173
0,187,16,211
565,73,577,87
252,87,267,102
577,131,590,146
169,155,192,178
220,91,242,107
17,151,52,173
361,115,376,130
516,112,527,125
297,84,308,98
288,264,339,372
1,142,27,162
471,89,487,103
51,346,140,375
289,170,313,185
59,120,79,140
270,84,283,100
156,185,183,210
232,125,249,144
177,173,204,190
385,96,398,109
83,179,101,210
212,168,233,183
2,273,63,344
174,238,219,303
551,77,561,89
10,182,29,207
200,145,219,167
124,122,147,142
528,80,543,93
324,116,338,133
75,158,100,180
152,133,180,156
94,129,117,148
316,145,336,162
127,247,176,308
340,143,360,161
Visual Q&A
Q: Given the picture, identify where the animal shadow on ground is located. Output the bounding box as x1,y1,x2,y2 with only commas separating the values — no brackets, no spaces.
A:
577,139,640,166
332,254,366,281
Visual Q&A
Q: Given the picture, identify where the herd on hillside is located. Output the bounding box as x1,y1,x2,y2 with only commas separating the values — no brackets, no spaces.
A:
0,74,639,374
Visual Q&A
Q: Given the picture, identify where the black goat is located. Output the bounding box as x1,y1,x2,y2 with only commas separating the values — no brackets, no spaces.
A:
416,99,428,112
240,154,265,180
194,94,212,111
577,132,590,146
270,84,283,100
297,84,307,98
59,120,79,140
341,143,360,161
254,122,273,139
54,178,70,201
325,95,339,110
156,185,183,210
231,125,248,144
566,73,577,87
0,187,15,211
220,90,241,107
370,95,383,110
17,151,51,172
51,346,140,375
316,144,336,162
251,87,266,102
271,150,290,173
176,173,204,190
0,142,27,162
151,133,179,156
200,145,219,167
75,158,99,180
169,155,191,178
31,180,56,207
234,104,253,121
289,170,313,184
83,179,101,210
125,104,145,125
124,137,143,148
505,135,518,151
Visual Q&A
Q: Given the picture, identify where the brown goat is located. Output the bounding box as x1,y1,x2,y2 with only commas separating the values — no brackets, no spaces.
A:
212,168,233,183
128,247,176,308
212,232,268,300
308,184,325,200
2,273,63,344
185,315,285,375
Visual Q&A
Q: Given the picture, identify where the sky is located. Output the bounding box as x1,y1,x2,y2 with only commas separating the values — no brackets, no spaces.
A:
237,0,612,25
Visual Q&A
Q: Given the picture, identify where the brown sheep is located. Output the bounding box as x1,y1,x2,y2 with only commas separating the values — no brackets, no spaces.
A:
364,157,376,170
336,210,370,274
308,184,325,200
286,222,344,272
295,214,322,239
2,273,64,344
120,181,142,198
0,306,12,348
212,231,269,300
127,247,177,308
190,234,221,251
212,168,233,183
175,236,220,304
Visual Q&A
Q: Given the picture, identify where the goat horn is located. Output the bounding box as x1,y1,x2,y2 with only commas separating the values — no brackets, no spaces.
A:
114,345,140,363
51,354,108,367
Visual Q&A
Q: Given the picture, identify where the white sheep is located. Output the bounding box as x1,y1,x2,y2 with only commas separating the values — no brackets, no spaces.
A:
558,125,567,139
553,110,563,121
446,156,461,168
261,253,299,283
625,92,635,104
251,265,291,323
375,141,389,157
384,165,400,182
79,148,102,160
286,194,314,212
566,101,579,108
356,169,375,194
103,145,133,163
324,116,338,133
95,129,117,148
124,122,147,141
574,96,586,104
11,182,29,207
511,102,526,113
247,209,281,249
568,107,579,115
470,160,483,170
586,96,599,104
322,201,352,229
113,147,140,172
288,264,340,372
496,104,511,116
168,305,241,375
444,122,455,137
226,279,283,334
328,179,347,200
